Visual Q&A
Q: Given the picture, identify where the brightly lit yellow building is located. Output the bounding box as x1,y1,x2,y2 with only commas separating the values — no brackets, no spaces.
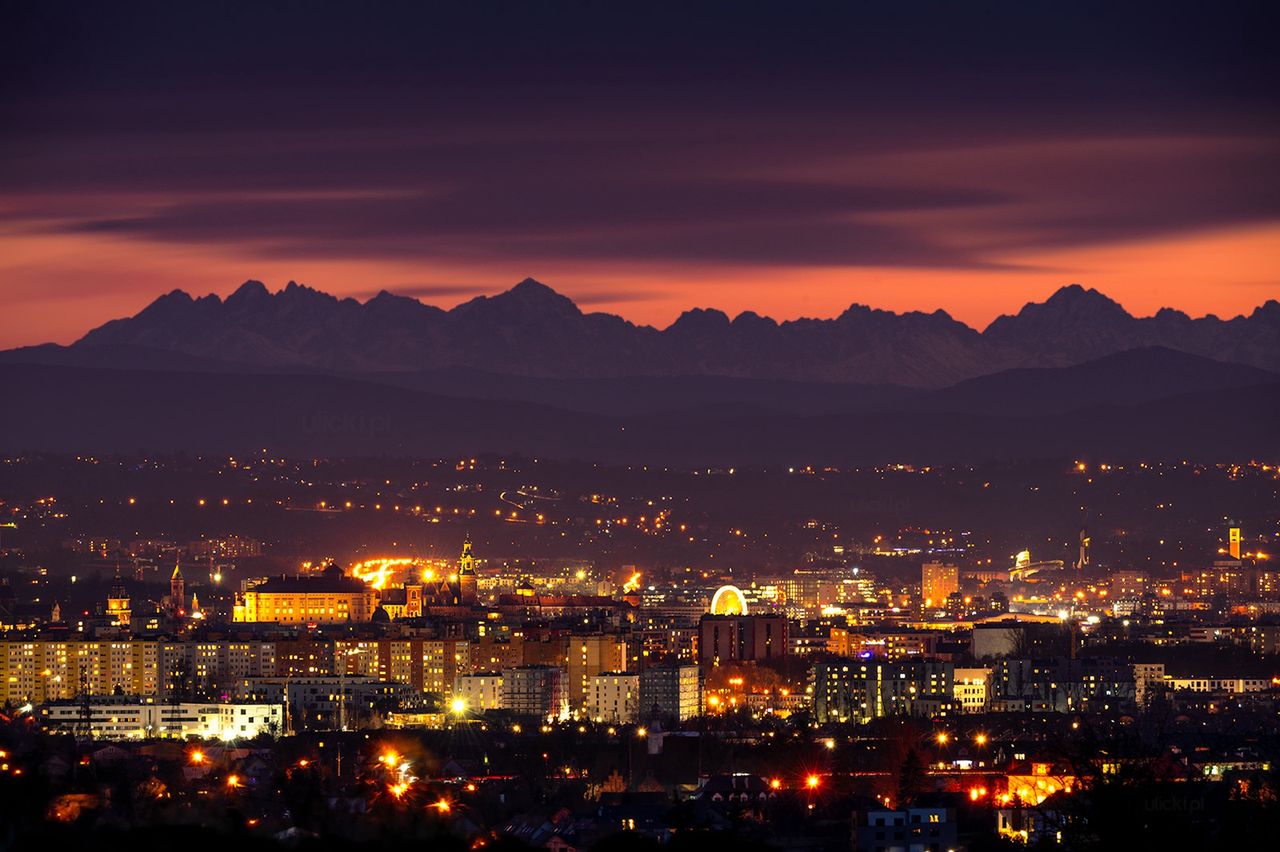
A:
0,640,159,705
234,564,380,624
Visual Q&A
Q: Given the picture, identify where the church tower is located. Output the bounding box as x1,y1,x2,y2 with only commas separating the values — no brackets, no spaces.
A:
458,536,477,606
170,560,186,615
106,565,131,627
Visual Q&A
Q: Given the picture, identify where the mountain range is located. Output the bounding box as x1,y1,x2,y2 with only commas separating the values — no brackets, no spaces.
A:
2,280,1277,462
36,278,1280,387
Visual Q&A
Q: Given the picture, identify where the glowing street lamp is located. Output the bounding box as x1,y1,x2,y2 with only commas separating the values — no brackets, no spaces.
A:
805,774,821,790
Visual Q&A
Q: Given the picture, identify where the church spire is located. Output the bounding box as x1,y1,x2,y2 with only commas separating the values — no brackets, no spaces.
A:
457,535,477,605
459,534,475,575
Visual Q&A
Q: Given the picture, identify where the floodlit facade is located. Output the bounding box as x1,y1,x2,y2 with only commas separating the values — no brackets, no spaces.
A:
233,565,379,624
921,562,959,611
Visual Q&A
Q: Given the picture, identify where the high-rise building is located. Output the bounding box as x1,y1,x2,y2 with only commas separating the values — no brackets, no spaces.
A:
921,562,959,612
501,665,567,720
588,672,640,723
454,672,504,713
812,659,954,723
566,634,627,710
698,614,787,664
638,664,700,722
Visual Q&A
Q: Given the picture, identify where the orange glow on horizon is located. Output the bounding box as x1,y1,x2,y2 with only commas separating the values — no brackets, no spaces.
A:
2,219,1277,349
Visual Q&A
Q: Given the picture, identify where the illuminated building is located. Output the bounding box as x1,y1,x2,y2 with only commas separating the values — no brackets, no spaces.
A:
1229,526,1241,559
920,562,959,613
566,634,627,710
698,614,787,664
454,672,503,712
1109,570,1147,610
878,629,941,660
105,567,131,627
1184,560,1252,599
1006,761,1076,805
1238,625,1280,654
38,698,282,740
501,665,568,720
993,658,1134,712
588,672,640,723
638,664,700,722
331,638,472,695
423,639,471,696
953,667,991,713
854,802,956,852
0,639,287,706
1132,663,1165,705
812,659,954,723
1166,676,1269,693
273,639,334,677
188,535,263,559
233,564,379,624
235,676,410,731
166,561,186,616
458,536,478,605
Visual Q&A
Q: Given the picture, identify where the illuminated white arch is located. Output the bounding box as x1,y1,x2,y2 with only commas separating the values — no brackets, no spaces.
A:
710,584,748,615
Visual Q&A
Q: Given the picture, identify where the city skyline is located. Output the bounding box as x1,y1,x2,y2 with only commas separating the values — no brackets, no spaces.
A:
3,4,1278,848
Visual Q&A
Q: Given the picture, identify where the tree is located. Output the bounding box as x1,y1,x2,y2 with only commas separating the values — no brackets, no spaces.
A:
897,748,926,805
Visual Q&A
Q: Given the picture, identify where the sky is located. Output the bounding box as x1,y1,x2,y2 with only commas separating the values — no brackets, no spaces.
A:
2,1,1277,348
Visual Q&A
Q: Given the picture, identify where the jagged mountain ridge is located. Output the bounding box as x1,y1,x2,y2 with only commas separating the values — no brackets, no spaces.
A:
71,278,1280,387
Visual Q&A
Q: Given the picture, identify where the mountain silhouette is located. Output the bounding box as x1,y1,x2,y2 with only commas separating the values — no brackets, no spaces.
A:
57,279,1279,387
